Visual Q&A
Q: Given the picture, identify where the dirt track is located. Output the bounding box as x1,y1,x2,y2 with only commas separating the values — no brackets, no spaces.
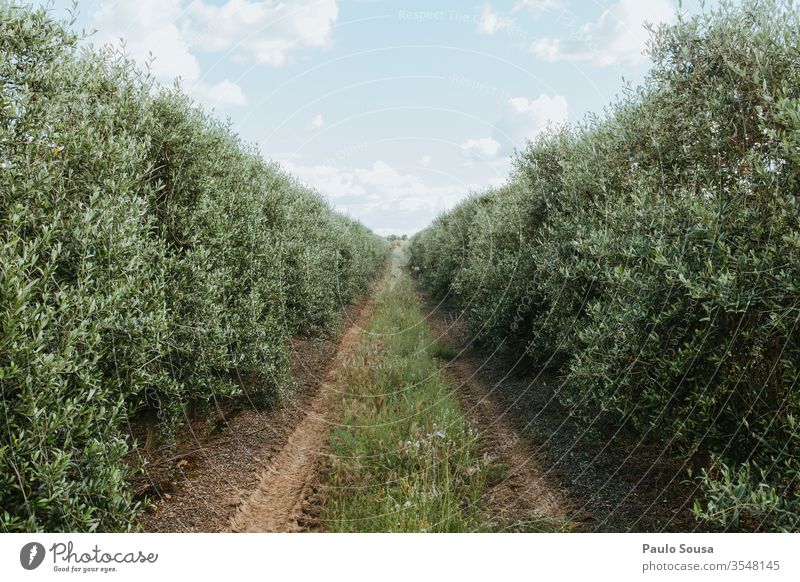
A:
142,252,692,532
228,293,376,532
440,355,576,530
138,290,376,532
420,290,698,532
422,296,575,531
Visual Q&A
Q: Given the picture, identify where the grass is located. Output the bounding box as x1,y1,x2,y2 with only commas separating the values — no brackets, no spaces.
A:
429,342,460,361
320,246,490,532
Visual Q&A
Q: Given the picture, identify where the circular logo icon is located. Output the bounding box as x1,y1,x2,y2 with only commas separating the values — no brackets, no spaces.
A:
20,542,46,570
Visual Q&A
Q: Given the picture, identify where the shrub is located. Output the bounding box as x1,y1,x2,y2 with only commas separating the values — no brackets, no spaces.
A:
0,4,386,532
411,0,800,531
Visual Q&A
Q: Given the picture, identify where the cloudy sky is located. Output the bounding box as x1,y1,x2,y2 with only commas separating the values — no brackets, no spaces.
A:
42,0,717,236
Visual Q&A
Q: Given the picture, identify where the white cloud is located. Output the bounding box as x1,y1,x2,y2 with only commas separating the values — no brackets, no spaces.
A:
281,162,365,199
187,0,339,66
273,155,510,236
513,0,562,12
194,79,249,107
477,4,513,35
92,0,341,108
530,0,675,66
419,155,432,167
280,159,467,212
488,175,507,188
310,113,325,129
495,94,569,149
508,94,568,121
93,0,250,109
93,0,200,83
461,137,501,158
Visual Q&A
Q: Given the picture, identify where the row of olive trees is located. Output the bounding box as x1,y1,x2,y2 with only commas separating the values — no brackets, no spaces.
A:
0,4,387,532
411,0,799,531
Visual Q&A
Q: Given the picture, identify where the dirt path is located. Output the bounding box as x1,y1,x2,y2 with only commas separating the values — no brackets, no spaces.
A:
228,282,377,532
420,290,697,532
142,253,690,533
422,299,576,531
440,355,576,530
137,282,379,532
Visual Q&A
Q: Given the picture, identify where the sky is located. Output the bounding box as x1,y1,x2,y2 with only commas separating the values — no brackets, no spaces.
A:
39,0,719,236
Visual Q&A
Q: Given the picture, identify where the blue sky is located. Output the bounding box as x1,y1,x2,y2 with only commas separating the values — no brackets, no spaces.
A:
41,0,720,236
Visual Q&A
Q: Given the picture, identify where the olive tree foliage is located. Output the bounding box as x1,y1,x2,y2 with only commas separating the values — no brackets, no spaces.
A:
411,0,800,531
0,4,386,532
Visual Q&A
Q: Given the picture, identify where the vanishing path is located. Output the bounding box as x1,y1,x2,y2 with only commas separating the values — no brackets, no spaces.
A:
311,244,575,531
144,244,702,532
146,246,586,532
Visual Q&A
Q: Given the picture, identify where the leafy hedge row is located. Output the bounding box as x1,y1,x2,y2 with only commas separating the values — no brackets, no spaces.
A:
411,0,800,531
1,5,387,532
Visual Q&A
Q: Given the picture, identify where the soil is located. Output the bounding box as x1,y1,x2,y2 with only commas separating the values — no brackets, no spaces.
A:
228,291,376,532
423,307,575,530
418,289,700,532
135,293,374,532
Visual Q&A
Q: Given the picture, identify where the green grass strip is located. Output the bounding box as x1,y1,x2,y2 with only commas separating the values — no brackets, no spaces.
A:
320,247,488,532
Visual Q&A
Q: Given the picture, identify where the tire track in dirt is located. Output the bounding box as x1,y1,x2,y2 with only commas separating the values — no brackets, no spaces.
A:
420,289,698,532
439,356,577,530
228,278,379,532
420,293,579,531
138,288,376,532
